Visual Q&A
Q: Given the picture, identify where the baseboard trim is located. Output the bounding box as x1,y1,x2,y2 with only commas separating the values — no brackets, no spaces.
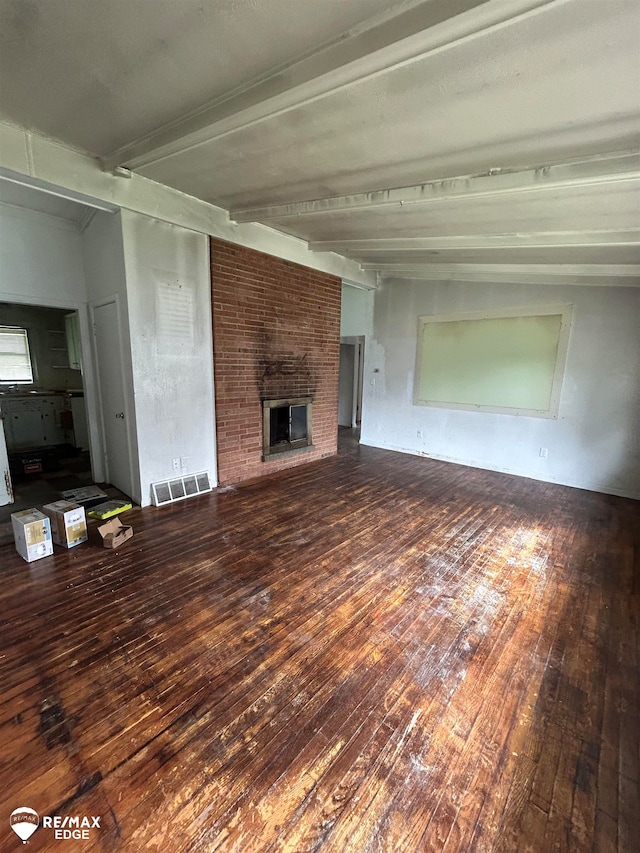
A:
359,440,640,502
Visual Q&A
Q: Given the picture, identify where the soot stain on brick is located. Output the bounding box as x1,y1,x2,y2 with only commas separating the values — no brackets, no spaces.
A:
255,331,318,399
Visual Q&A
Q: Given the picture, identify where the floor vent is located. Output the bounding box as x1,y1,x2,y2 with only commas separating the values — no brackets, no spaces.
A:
151,471,212,507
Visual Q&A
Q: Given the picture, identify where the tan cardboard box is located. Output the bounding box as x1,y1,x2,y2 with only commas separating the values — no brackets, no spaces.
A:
97,517,134,549
41,500,88,549
11,508,54,563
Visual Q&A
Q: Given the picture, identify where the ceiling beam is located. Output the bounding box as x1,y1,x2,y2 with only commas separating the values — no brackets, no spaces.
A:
364,263,640,286
102,0,562,172
341,277,378,292
0,172,118,214
232,151,640,222
309,230,640,253
364,263,640,274
381,271,640,286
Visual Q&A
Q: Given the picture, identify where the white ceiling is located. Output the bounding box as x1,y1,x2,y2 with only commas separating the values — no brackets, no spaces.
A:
0,0,638,283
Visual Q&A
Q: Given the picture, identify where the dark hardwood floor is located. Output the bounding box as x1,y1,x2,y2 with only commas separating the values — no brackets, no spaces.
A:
0,444,638,852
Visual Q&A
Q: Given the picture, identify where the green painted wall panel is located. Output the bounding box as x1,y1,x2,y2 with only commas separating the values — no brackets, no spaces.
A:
417,313,563,411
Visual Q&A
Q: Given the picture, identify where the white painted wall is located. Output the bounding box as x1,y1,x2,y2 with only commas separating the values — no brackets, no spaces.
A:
0,202,86,305
0,190,217,507
340,283,374,338
0,121,375,288
361,279,640,500
82,210,137,493
120,210,217,505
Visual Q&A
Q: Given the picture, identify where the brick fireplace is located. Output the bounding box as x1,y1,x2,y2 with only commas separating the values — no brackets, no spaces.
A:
211,238,341,485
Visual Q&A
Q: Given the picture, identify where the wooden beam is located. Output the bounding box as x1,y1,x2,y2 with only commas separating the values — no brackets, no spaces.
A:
231,151,640,222
102,0,561,171
309,230,640,253
369,263,640,286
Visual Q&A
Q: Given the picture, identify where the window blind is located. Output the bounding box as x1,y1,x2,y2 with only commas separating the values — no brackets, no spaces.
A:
0,327,34,383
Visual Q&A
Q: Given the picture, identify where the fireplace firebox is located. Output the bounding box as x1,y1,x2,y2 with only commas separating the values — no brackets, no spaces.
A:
262,397,313,459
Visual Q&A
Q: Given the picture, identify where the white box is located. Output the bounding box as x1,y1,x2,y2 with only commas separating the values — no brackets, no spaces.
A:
60,485,107,505
11,508,54,563
41,500,88,548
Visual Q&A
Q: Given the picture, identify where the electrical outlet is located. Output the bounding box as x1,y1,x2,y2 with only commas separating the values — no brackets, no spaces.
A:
180,456,189,470
539,447,548,459
417,430,423,438
172,457,180,470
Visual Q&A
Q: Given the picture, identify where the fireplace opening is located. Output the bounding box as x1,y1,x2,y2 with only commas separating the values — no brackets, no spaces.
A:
263,397,313,459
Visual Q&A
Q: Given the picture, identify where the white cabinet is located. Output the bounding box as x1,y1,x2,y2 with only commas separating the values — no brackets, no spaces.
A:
47,329,70,369
3,399,42,449
40,396,66,445
70,396,89,450
1,395,66,450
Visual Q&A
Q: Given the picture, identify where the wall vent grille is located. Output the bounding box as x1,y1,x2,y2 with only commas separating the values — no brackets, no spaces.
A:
151,471,212,507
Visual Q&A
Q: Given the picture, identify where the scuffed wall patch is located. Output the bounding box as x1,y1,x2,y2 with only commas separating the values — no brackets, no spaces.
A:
155,271,195,356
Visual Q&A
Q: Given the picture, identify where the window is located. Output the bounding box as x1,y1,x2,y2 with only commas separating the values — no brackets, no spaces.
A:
0,326,34,383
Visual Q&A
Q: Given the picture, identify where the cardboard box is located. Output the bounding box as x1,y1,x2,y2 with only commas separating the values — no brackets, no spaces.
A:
98,517,133,549
42,500,88,549
11,508,54,563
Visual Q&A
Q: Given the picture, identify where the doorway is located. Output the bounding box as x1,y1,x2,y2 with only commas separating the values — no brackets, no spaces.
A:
338,336,364,428
0,301,93,516
0,177,134,531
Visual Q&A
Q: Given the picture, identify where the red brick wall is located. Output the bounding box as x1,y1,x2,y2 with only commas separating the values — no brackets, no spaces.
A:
211,238,342,485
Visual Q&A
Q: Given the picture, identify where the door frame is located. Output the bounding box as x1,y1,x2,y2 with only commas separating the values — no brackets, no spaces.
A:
338,343,356,428
0,415,12,505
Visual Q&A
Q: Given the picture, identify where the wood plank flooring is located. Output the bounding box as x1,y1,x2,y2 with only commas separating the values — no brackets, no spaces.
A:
0,444,638,852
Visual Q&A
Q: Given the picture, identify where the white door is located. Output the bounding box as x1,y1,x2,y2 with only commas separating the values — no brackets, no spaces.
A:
92,300,134,498
0,415,13,506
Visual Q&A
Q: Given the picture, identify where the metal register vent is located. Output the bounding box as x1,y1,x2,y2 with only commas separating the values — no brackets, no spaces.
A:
151,471,212,507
